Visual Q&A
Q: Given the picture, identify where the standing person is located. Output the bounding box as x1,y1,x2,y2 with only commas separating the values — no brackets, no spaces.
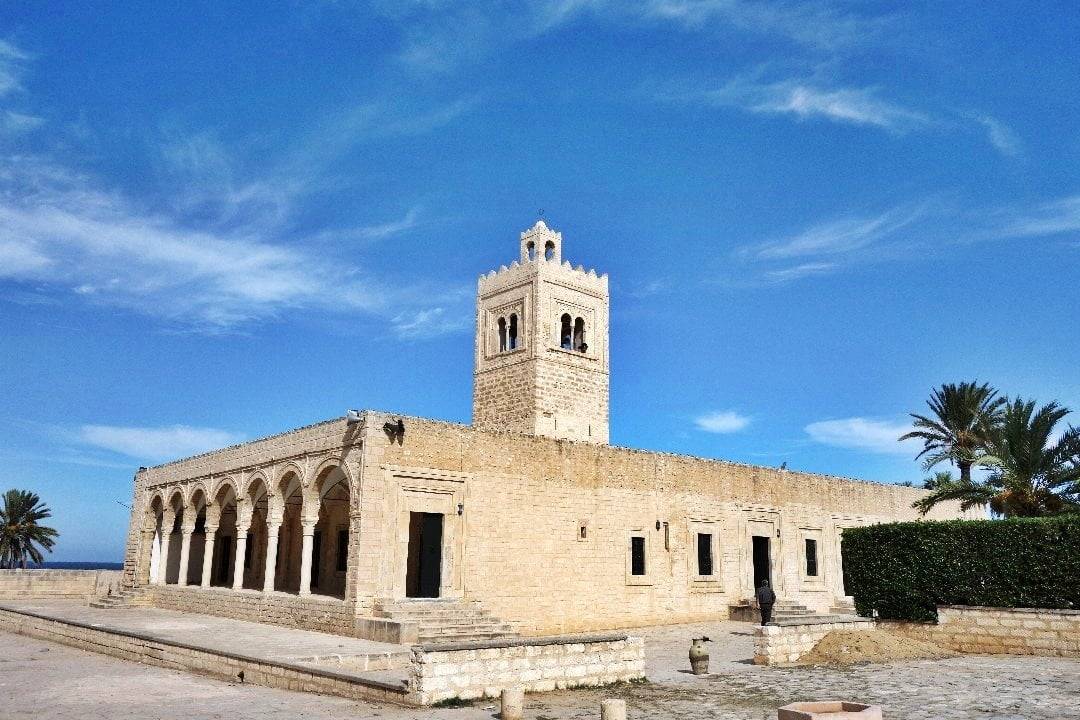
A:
756,579,776,626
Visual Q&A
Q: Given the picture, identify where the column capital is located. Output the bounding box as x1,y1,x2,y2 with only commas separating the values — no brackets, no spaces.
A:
180,523,197,535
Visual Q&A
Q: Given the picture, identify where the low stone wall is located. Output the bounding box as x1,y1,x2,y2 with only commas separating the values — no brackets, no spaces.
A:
755,618,876,665
408,634,646,705
0,606,408,704
148,585,355,637
0,569,120,599
885,605,1080,658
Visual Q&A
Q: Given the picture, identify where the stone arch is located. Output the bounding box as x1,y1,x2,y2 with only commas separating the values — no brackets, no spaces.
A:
560,313,572,349
308,460,352,597
238,473,272,590
184,485,210,586
275,467,306,593
143,493,165,585
206,480,239,587
161,489,185,584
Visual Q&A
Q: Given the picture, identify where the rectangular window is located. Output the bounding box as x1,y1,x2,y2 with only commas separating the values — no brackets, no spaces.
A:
805,538,819,577
696,533,713,576
630,536,646,576
336,528,348,572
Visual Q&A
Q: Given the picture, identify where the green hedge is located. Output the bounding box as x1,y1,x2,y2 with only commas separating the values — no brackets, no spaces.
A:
841,516,1080,622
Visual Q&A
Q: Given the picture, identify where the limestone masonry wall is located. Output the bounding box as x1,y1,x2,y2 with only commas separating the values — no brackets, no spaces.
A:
0,569,120,599
754,619,876,665
408,635,645,705
362,414,972,636
885,606,1080,658
149,585,356,637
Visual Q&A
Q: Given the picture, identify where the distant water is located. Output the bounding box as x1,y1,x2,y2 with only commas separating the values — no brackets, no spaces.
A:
27,561,123,570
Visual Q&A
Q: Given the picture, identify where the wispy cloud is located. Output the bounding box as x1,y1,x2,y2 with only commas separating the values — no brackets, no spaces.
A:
804,417,917,456
392,306,472,339
79,424,243,463
750,203,931,261
0,110,43,134
0,155,460,332
994,196,1080,239
0,39,30,97
694,410,752,434
700,76,930,132
975,115,1022,158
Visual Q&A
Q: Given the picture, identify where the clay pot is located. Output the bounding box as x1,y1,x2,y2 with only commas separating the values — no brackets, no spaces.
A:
689,637,710,675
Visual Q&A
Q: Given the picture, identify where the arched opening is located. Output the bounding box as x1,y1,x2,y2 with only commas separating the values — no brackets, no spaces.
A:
544,240,555,260
164,491,184,584
145,495,164,585
573,317,586,352
560,314,572,349
187,488,208,586
526,240,536,260
210,483,238,587
497,316,507,352
312,464,351,598
277,471,304,593
508,313,518,350
242,477,270,590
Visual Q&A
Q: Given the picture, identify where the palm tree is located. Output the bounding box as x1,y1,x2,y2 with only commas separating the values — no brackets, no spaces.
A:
922,471,954,490
900,381,1005,484
914,399,1080,517
0,489,59,569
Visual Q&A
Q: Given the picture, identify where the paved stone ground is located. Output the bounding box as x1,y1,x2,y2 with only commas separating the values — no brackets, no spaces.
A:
2,621,1078,719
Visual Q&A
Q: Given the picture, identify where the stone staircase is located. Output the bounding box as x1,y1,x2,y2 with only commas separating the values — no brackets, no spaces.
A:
772,598,862,624
88,586,152,610
373,599,518,645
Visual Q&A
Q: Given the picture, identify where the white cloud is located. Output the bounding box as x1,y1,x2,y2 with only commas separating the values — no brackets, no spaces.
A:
0,39,30,97
975,115,1021,158
392,306,471,339
805,417,918,456
751,204,930,261
694,410,752,434
79,424,244,462
995,196,1080,239
762,261,836,282
0,110,43,134
704,78,929,132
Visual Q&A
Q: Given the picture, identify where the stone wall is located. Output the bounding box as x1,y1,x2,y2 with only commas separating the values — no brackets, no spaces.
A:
357,413,974,636
408,634,645,705
885,606,1080,658
754,618,876,665
148,585,356,637
0,606,408,705
0,569,120,599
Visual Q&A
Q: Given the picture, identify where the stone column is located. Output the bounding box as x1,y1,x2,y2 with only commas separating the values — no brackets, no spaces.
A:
157,510,176,585
232,531,249,590
139,528,155,585
201,524,218,587
298,521,316,596
177,521,195,587
263,517,282,593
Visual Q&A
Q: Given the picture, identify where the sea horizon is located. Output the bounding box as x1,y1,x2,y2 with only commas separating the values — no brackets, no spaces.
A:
26,561,123,571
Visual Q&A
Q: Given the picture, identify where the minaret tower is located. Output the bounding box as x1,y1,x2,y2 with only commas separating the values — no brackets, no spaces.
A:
472,221,609,443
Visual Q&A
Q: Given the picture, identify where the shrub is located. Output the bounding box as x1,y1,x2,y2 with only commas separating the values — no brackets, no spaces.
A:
841,516,1080,621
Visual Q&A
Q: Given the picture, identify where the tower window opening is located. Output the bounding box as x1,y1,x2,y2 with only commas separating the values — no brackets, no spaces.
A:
526,241,536,260
560,314,572,349
497,317,507,352
508,313,519,350
573,317,586,352
544,240,555,261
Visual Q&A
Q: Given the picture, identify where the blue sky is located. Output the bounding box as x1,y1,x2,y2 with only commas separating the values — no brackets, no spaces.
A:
1,2,1078,561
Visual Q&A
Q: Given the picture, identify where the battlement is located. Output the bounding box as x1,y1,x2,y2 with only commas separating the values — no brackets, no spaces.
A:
478,221,607,297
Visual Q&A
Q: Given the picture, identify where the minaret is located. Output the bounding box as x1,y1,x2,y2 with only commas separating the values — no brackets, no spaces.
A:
472,221,610,444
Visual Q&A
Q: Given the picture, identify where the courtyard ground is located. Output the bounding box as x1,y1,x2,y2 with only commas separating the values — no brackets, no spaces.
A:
2,618,1078,719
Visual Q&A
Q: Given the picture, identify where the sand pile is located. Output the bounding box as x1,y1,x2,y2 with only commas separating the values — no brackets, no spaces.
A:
800,630,958,665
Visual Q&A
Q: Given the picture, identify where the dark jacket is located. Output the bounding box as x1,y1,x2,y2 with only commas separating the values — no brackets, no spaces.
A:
756,585,776,605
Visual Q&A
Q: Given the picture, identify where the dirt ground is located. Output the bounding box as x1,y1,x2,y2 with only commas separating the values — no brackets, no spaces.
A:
800,629,959,665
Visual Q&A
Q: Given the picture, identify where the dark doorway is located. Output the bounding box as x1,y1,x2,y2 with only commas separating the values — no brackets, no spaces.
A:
214,536,232,585
312,530,323,590
752,535,771,590
406,512,443,598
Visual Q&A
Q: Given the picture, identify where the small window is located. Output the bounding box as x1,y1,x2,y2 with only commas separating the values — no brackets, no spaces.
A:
526,240,536,260
544,240,555,260
630,536,646,576
573,317,586,352
497,317,507,352
696,533,713,576
805,538,818,577
560,313,572,349
508,313,518,350
336,528,348,572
